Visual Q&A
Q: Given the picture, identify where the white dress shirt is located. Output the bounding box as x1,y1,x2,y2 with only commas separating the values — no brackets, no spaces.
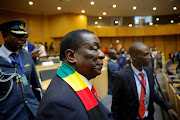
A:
131,63,150,118
38,45,47,57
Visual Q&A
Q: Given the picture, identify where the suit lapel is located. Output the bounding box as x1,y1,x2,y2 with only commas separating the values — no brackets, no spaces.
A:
126,66,138,101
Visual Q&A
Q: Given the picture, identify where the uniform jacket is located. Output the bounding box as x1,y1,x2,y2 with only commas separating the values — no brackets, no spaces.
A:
107,60,120,95
111,66,171,120
36,74,112,120
0,49,42,120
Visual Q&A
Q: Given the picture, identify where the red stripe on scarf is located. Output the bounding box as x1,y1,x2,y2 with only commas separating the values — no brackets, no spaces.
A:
76,87,98,111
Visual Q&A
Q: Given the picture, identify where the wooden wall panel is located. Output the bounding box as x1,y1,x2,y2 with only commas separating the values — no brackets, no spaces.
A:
112,37,124,52
99,37,111,52
134,36,144,43
177,35,180,52
164,35,176,60
88,25,180,37
49,14,87,38
28,15,43,44
123,37,134,51
154,36,165,55
96,27,117,37
144,36,154,48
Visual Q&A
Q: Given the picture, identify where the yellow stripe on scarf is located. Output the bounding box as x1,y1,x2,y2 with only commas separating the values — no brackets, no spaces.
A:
63,71,87,91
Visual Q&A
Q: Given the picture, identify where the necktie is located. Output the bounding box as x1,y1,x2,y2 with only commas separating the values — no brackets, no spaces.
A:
91,85,101,101
10,53,17,66
138,73,146,119
10,53,17,59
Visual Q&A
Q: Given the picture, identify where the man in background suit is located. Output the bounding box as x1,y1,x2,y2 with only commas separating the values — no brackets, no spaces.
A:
112,42,179,120
107,49,120,95
118,48,127,69
23,28,39,64
36,29,112,120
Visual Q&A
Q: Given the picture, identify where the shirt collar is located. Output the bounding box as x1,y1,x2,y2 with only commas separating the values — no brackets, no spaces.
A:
79,74,92,90
1,44,18,56
22,41,28,51
131,63,143,75
1,44,12,58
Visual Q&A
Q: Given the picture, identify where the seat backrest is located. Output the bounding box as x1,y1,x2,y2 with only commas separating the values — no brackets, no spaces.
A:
39,68,58,81
52,58,60,63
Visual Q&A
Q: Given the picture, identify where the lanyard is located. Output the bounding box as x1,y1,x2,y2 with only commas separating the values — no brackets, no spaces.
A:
134,70,147,94
9,52,24,74
116,63,121,70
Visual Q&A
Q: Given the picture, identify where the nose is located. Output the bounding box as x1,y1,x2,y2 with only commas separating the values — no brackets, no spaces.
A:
98,49,105,59
148,54,151,60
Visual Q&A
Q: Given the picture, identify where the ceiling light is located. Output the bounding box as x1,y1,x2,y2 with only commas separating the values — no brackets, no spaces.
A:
57,7,61,10
103,12,106,15
173,7,177,10
129,24,132,27
29,1,33,5
115,20,118,24
113,4,116,8
81,10,85,13
149,23,153,25
153,7,157,11
170,20,174,23
133,6,136,10
99,17,102,19
95,21,98,24
156,18,159,21
90,1,94,5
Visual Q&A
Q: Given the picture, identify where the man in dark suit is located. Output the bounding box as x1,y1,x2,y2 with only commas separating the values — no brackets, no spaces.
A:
23,27,40,64
118,48,127,69
107,49,121,95
112,42,180,120
36,29,112,120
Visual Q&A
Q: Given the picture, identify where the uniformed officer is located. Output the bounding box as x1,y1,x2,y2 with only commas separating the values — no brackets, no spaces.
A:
0,19,43,120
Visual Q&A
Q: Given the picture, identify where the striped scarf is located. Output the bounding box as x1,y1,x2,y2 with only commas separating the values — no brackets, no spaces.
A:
57,61,106,120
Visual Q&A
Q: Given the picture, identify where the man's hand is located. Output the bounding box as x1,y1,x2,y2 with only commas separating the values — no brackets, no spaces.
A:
30,50,39,58
168,109,180,120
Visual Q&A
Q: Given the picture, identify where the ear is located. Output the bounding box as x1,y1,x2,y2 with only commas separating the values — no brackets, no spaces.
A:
131,54,136,60
65,49,77,64
3,33,8,40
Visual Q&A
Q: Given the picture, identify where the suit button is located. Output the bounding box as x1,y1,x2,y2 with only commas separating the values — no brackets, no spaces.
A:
25,101,28,103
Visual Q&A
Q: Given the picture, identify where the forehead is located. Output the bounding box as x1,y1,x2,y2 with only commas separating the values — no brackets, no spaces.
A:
137,45,149,54
80,33,101,46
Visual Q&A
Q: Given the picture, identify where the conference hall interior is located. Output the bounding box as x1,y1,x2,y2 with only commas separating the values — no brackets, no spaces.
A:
0,0,180,119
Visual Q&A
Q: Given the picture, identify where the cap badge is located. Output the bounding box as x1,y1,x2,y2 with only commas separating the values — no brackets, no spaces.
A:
19,24,24,29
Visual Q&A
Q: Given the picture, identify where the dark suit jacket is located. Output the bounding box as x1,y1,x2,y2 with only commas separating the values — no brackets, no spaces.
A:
111,66,171,120
36,75,112,120
118,55,127,69
107,60,120,95
27,41,36,53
